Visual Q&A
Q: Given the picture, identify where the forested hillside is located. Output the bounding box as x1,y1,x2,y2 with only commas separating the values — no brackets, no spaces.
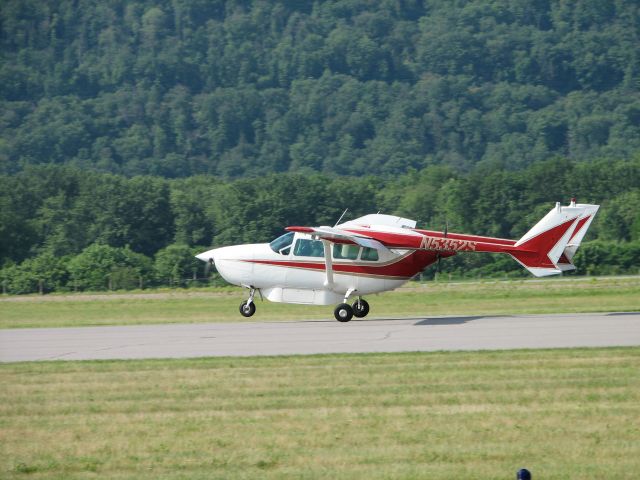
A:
2,157,639,293
2,0,639,293
2,0,640,177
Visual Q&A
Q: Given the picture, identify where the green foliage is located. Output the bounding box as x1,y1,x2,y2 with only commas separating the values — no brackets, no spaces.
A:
170,176,220,246
0,176,38,262
209,173,380,246
0,252,69,294
1,1,639,177
573,241,640,276
153,243,202,285
598,191,640,241
1,157,639,293
67,244,152,291
2,0,639,293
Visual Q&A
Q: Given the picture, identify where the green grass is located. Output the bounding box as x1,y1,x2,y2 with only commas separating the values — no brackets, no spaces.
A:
0,276,639,329
0,277,640,328
1,348,639,479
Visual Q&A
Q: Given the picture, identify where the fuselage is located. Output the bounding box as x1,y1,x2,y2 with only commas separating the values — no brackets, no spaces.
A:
195,205,599,320
196,231,439,305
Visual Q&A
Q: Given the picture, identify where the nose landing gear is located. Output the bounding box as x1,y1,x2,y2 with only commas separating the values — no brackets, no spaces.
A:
239,301,256,317
239,286,258,318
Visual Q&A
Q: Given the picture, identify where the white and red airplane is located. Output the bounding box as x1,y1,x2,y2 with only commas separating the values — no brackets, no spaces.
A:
196,200,598,322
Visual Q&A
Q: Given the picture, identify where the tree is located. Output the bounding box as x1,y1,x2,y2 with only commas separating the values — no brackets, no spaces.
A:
0,252,70,294
154,243,202,286
1,0,638,178
598,191,640,242
67,244,152,291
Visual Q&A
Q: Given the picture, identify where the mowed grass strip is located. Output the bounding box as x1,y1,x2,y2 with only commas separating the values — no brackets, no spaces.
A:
0,276,639,329
1,348,639,479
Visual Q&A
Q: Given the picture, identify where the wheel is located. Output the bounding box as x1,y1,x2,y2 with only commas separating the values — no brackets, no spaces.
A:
239,301,256,317
352,299,370,318
334,303,354,322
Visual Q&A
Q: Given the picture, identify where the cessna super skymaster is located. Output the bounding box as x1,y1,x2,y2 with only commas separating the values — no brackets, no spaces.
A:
196,200,599,322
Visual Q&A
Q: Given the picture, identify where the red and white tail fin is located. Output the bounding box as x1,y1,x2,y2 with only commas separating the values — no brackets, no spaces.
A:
556,203,600,271
509,200,599,277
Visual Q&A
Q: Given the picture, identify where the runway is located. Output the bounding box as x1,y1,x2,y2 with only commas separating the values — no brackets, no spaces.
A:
1,312,639,362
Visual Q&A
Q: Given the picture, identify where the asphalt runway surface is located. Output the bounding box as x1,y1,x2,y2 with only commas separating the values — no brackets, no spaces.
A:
1,312,639,362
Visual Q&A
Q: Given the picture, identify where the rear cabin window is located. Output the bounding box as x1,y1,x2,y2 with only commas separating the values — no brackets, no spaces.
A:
333,244,360,260
360,247,379,261
293,239,325,257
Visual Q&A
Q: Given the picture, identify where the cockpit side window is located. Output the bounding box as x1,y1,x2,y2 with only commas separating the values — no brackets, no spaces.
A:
293,239,325,257
333,244,360,260
269,232,294,255
360,247,379,261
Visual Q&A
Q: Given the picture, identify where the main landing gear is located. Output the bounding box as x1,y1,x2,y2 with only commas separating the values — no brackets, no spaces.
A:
333,297,370,322
239,287,257,317
237,286,369,322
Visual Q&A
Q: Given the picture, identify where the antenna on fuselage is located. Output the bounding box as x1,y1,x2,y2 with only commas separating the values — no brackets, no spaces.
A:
334,208,349,227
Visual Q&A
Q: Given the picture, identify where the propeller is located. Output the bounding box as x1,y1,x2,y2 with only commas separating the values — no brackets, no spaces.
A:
204,257,214,277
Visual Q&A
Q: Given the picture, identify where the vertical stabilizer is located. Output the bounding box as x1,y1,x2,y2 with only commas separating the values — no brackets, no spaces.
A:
556,203,600,271
510,201,599,277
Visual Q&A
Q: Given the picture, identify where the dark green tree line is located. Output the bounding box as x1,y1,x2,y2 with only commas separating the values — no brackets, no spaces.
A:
2,0,639,177
1,156,639,293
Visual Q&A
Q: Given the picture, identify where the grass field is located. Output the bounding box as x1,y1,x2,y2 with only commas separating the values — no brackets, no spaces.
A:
0,276,639,329
1,348,639,479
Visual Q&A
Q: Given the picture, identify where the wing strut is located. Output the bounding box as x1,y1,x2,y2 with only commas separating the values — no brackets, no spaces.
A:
321,240,334,290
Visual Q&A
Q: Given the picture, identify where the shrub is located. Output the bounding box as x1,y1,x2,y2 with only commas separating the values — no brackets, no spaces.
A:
67,244,152,291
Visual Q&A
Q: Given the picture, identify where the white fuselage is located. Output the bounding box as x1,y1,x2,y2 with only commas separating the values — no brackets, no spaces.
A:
197,232,416,305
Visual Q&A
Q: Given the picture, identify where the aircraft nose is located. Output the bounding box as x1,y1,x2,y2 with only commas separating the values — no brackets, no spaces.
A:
195,245,255,286
195,248,217,263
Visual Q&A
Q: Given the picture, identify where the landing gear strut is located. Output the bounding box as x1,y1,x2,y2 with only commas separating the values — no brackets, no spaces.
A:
239,287,257,317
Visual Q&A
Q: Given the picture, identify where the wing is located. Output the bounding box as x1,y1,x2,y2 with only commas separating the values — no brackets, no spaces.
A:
285,226,391,252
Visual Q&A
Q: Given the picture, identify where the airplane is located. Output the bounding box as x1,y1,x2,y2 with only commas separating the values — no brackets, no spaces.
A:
196,199,599,322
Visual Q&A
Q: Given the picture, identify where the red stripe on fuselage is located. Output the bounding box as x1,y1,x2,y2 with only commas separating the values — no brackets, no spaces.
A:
246,250,442,279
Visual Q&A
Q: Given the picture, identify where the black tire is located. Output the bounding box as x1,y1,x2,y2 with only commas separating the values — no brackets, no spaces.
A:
352,299,370,318
239,301,256,317
334,303,354,322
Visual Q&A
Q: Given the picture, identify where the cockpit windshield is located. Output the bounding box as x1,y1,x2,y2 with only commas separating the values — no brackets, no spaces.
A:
269,232,294,255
